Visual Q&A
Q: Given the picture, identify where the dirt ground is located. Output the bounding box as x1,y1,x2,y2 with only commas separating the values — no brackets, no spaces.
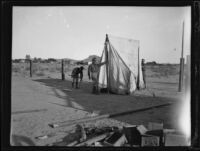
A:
11,64,187,146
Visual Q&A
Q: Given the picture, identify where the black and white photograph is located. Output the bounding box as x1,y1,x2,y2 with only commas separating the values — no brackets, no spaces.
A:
10,6,191,147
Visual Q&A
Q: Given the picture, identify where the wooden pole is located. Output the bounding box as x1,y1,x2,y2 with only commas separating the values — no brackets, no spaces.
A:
61,59,65,80
181,22,185,59
49,103,171,128
76,133,110,146
30,59,32,77
105,34,109,93
137,46,140,90
178,58,185,92
178,22,185,92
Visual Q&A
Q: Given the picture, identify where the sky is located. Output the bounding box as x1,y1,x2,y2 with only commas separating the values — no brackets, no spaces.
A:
12,6,191,63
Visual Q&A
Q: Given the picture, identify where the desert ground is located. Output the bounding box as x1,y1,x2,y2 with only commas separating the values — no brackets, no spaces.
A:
11,62,187,146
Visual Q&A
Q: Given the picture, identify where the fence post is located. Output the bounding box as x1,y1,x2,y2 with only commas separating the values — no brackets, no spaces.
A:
178,58,185,92
61,59,65,80
30,59,32,77
178,22,185,92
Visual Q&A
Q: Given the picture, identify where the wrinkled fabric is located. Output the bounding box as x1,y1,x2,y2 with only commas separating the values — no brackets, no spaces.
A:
98,35,145,94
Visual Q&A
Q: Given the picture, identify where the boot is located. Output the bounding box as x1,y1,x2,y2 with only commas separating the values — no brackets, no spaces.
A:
76,82,79,89
92,86,96,94
92,86,99,95
95,86,100,95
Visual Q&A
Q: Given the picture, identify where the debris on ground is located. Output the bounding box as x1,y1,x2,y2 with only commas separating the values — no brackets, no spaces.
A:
36,135,49,140
104,132,127,146
48,103,171,129
45,122,189,147
148,122,163,130
35,133,55,140
141,134,160,146
62,88,72,92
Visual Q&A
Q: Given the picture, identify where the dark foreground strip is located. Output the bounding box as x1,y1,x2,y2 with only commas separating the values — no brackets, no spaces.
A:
49,103,172,128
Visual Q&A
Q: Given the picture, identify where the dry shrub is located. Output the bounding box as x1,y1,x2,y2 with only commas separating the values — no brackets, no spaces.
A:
12,65,21,73
35,71,45,76
49,66,56,72
12,63,29,76
56,63,61,72
148,64,179,78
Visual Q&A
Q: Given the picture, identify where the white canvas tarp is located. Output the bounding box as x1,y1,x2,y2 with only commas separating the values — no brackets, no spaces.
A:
98,34,145,94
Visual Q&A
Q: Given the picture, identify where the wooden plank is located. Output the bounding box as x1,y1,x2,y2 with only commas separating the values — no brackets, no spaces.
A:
67,140,78,146
104,132,127,146
76,133,110,146
49,103,172,128
110,103,172,118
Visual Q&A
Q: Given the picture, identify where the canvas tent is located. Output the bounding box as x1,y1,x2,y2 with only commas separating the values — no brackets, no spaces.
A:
98,34,145,94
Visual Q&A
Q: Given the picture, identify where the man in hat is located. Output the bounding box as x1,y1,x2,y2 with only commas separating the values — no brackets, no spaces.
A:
141,59,146,88
88,57,107,94
71,66,84,89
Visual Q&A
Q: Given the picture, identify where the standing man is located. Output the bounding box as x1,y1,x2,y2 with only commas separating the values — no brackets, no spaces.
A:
71,66,84,89
141,59,146,88
88,57,107,94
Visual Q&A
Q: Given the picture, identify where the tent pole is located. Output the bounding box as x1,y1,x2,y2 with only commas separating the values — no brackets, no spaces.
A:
105,34,109,94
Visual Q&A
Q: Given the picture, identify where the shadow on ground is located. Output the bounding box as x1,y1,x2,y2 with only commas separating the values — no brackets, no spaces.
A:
33,78,177,115
12,109,48,115
52,129,81,146
11,135,35,146
32,78,183,129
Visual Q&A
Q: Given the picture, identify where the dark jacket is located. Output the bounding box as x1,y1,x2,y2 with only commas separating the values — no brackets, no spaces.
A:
72,67,83,80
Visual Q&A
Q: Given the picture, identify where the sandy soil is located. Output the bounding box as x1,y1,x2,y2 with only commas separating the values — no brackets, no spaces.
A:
11,68,185,146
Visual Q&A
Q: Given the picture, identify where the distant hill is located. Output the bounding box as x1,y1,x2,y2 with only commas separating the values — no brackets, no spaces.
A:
58,58,78,64
47,55,101,65
62,58,78,61
82,55,101,62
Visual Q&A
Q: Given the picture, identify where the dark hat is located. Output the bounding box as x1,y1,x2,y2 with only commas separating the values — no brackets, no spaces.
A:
92,57,96,61
80,66,84,70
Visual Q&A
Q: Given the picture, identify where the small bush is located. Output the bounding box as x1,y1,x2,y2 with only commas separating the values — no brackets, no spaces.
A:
49,67,56,72
12,66,21,73
35,71,45,76
148,64,179,77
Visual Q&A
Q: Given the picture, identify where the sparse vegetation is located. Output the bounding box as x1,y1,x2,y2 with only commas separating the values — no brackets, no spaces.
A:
146,64,179,77
12,61,180,80
35,71,45,76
